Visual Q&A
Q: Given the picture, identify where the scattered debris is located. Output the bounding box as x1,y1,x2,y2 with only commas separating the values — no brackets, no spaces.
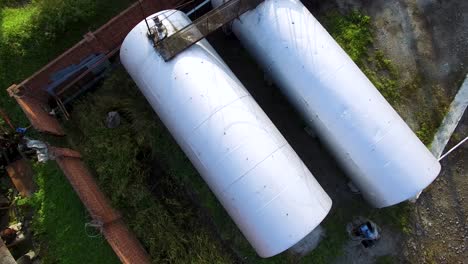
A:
347,217,381,248
105,111,121,128
23,138,49,163
0,131,23,166
85,219,104,238
1,222,25,248
16,251,36,264
1,227,17,245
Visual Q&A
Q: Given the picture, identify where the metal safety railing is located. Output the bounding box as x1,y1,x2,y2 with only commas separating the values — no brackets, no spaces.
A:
155,0,263,61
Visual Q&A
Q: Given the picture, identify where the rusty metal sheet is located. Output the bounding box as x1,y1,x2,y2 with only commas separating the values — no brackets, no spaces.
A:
6,158,36,197
51,147,150,264
11,94,64,136
0,239,17,264
104,219,151,264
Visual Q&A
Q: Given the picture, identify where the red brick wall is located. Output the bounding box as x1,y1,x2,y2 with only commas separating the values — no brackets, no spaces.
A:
7,0,186,135
52,147,151,264
10,0,184,102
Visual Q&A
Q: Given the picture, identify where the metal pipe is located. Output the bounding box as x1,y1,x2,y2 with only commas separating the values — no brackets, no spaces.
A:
187,0,210,16
438,136,468,161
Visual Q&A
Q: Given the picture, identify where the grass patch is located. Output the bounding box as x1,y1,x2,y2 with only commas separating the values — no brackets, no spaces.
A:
0,0,141,263
415,113,437,146
1,5,437,263
323,11,401,106
0,0,134,125
301,198,411,264
415,85,450,146
323,11,373,63
323,10,453,145
300,211,348,264
18,162,119,264
0,4,38,124
64,67,303,263
376,255,396,264
369,203,412,235
304,11,411,262
65,69,235,263
1,1,294,262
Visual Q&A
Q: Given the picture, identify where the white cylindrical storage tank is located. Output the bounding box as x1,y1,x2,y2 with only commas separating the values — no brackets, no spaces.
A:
120,10,332,258
212,0,441,208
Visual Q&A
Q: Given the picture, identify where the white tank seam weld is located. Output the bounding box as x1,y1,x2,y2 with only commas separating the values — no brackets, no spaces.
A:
255,172,307,214
191,94,251,133
256,186,290,214
210,137,254,168
368,117,398,149
221,143,288,194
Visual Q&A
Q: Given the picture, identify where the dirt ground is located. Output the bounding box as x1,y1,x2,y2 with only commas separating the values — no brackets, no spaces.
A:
334,227,403,264
308,0,468,129
404,111,467,264
317,1,468,263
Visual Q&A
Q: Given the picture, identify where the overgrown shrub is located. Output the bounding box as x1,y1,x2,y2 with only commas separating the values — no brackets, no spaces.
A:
28,162,120,264
67,69,234,263
413,84,450,146
323,11,401,106
0,6,36,56
324,11,373,64
0,0,27,8
32,0,97,39
0,0,132,124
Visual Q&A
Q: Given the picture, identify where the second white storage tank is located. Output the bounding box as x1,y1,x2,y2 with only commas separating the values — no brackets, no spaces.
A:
212,0,441,208
120,10,332,258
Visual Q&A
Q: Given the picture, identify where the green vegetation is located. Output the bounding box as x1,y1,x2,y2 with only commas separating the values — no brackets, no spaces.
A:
301,199,411,264
415,85,450,146
323,11,401,106
1,1,296,262
18,162,119,264
415,113,437,146
298,11,415,263
324,10,452,146
65,68,300,263
376,255,397,264
0,0,134,124
364,50,400,105
323,11,373,63
65,70,234,263
0,0,135,263
301,211,348,263
1,2,449,263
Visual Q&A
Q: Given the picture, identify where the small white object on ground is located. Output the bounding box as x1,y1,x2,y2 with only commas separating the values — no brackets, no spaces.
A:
25,138,49,162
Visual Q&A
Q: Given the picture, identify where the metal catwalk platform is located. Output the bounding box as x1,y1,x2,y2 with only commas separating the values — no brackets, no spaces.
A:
155,0,263,61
